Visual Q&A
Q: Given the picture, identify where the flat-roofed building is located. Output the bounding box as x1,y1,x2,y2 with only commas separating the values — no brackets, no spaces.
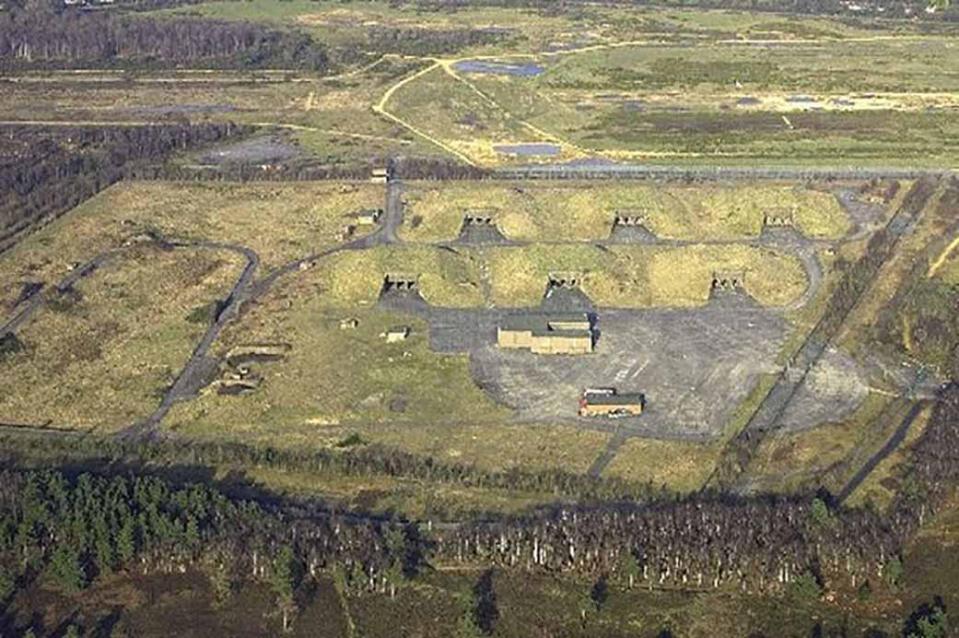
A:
579,388,645,417
384,326,411,343
353,208,383,225
497,313,593,355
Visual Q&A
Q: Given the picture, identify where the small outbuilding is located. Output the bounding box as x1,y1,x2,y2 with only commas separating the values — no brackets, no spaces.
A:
762,207,796,228
353,208,383,225
384,326,411,343
579,388,645,418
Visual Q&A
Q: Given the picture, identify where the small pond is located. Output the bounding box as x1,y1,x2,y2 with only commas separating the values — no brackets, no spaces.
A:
493,143,561,156
453,60,545,77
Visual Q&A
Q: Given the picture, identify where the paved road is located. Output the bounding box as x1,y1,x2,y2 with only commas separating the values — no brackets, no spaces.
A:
0,235,264,442
1,249,124,337
383,179,404,244
493,165,955,182
0,172,933,498
118,240,260,441
587,429,630,478
118,180,415,441
107,180,878,451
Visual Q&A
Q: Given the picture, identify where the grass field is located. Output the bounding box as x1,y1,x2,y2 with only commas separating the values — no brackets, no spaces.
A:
745,392,892,493
487,243,807,307
3,2,957,167
401,180,849,242
242,466,556,520
0,180,383,309
311,245,486,308
603,439,721,492
159,266,616,477
251,241,808,310
166,303,508,432
0,245,243,430
385,65,581,166
845,404,933,510
836,181,944,354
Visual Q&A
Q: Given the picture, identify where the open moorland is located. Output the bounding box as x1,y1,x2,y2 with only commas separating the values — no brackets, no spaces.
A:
0,1,958,168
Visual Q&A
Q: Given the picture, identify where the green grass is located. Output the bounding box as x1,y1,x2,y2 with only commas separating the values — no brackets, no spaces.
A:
167,304,508,433
844,404,933,510
241,466,556,520
488,243,808,308
312,245,487,308
402,180,849,242
603,439,722,492
540,39,959,93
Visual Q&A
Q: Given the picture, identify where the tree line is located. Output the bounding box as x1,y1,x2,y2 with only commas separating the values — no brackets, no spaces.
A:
0,385,957,633
445,385,959,597
0,381,950,634
0,468,422,633
0,431,665,506
0,11,331,70
0,123,247,255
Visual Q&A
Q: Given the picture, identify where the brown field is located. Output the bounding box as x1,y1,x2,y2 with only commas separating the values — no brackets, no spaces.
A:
0,245,243,430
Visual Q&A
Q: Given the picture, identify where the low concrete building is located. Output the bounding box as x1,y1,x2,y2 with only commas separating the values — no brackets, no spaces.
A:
579,388,645,418
384,326,410,343
497,313,593,355
353,208,383,225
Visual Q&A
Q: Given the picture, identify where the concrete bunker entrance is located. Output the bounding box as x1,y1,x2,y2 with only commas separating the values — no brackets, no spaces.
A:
711,270,746,294
458,208,508,244
381,272,420,297
763,207,797,228
609,208,657,242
